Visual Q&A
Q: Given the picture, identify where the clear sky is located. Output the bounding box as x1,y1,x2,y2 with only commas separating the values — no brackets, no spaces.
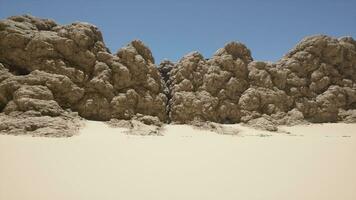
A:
0,0,355,63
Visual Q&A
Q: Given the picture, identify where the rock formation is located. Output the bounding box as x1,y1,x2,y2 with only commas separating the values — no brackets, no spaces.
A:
0,15,166,136
167,35,356,129
0,15,355,136
166,42,252,123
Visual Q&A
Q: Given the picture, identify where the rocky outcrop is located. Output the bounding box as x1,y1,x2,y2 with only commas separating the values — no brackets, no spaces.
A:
0,15,355,135
167,36,356,127
0,15,167,135
167,42,252,123
277,36,356,122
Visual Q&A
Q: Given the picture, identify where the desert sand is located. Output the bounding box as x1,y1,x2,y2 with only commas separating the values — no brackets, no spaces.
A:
0,121,355,200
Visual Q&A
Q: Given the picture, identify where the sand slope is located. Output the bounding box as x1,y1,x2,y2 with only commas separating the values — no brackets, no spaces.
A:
0,121,355,200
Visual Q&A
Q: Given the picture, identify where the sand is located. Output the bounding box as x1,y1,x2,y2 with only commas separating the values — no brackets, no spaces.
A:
0,121,355,200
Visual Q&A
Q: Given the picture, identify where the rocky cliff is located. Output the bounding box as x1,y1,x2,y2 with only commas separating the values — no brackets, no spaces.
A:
165,36,356,129
0,15,355,136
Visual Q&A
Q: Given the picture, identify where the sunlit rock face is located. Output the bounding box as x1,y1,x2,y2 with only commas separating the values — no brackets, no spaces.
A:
0,15,167,135
167,36,356,125
276,35,356,123
0,15,167,122
0,15,355,136
167,42,252,123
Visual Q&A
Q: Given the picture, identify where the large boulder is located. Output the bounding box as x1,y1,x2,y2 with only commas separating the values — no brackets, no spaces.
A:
0,15,167,129
277,35,356,122
168,42,252,123
167,35,356,125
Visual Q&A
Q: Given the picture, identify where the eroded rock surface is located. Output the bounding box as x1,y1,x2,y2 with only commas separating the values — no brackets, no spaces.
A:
0,111,81,137
0,15,166,135
0,15,355,136
167,35,356,130
168,42,252,123
277,36,356,123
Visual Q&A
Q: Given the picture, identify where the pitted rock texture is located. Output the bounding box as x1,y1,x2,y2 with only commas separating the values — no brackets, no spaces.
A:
276,36,356,123
0,15,355,135
167,36,356,125
0,15,167,127
168,42,252,123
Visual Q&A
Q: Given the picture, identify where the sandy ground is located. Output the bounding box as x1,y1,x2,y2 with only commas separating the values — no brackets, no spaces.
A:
0,121,355,200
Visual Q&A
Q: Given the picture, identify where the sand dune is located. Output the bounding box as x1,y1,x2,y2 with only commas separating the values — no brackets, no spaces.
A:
0,121,355,200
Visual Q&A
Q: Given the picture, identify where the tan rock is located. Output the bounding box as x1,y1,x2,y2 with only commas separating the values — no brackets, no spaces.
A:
1,15,356,136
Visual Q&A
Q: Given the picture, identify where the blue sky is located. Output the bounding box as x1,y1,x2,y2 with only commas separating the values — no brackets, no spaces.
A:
0,0,355,63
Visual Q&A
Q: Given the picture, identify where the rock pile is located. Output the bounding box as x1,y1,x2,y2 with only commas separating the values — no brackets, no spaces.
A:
0,15,355,135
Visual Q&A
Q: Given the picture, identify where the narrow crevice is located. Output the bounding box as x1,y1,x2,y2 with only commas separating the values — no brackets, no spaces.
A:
158,60,175,123
2,62,31,76
0,104,5,113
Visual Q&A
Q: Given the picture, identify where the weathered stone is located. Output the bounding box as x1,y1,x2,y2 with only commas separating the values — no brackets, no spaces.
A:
0,15,167,128
1,15,356,136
